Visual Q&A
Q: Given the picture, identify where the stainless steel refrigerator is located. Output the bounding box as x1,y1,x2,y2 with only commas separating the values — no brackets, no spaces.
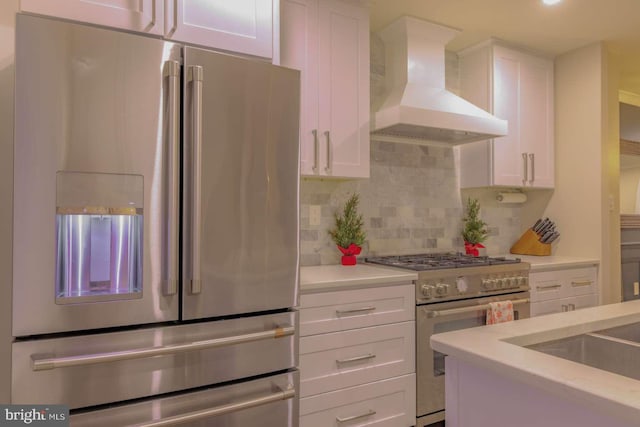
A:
12,14,300,426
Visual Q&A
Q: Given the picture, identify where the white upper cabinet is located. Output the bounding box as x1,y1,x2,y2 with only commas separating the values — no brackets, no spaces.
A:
459,42,554,188
20,0,274,59
164,0,273,58
280,0,370,178
21,0,163,35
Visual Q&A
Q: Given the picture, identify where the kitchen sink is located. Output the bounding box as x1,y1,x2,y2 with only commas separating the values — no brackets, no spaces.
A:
526,326,640,381
595,322,640,343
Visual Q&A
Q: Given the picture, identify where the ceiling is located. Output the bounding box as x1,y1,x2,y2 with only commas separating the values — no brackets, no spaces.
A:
369,0,640,94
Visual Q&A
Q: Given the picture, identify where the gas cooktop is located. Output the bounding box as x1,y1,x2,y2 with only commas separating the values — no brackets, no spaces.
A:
365,252,522,271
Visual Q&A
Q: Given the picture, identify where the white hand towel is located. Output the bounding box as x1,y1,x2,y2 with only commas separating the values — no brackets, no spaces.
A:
486,301,514,325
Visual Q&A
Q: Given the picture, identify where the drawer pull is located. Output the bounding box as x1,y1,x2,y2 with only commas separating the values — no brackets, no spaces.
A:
536,284,561,291
571,280,593,287
336,353,376,364
336,306,376,315
336,409,376,423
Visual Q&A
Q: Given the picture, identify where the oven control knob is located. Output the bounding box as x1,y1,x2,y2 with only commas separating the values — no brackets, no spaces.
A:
505,277,515,288
435,283,449,296
420,284,435,298
499,278,508,289
518,276,528,287
481,279,492,290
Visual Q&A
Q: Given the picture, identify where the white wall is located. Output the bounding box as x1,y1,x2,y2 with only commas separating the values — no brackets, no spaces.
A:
0,0,17,403
543,42,620,305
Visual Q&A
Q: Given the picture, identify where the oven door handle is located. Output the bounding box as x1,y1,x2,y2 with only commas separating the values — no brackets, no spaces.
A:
425,298,530,319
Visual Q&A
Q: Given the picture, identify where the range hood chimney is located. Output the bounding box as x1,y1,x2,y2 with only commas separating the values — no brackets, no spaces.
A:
372,17,507,145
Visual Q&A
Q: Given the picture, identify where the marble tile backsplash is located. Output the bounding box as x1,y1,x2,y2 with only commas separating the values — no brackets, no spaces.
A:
298,33,523,266
299,143,522,266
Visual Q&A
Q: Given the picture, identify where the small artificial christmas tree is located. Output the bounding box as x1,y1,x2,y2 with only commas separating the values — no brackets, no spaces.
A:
328,193,366,265
462,197,488,256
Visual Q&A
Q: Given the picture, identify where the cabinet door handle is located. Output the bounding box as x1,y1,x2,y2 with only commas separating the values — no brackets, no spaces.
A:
522,153,528,185
336,353,376,364
536,284,561,291
561,304,568,312
571,280,593,287
568,303,576,311
312,129,319,173
166,0,178,37
336,306,376,315
336,410,376,423
529,153,535,183
324,130,332,174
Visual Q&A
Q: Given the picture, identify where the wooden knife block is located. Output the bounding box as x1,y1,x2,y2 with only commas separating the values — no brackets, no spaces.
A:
510,228,551,256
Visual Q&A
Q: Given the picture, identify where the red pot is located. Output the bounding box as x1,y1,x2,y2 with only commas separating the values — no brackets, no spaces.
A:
337,244,362,266
464,242,485,257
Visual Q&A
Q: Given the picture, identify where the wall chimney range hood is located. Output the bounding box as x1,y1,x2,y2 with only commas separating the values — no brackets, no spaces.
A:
372,17,507,145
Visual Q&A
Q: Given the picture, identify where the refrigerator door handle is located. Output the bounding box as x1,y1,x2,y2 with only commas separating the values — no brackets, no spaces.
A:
188,65,204,295
31,325,295,371
163,60,180,296
134,386,296,427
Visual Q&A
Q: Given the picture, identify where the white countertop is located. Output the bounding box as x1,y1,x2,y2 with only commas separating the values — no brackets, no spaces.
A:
504,254,600,272
299,264,417,293
431,300,640,423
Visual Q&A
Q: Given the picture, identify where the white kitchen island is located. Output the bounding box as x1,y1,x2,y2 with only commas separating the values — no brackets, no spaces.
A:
431,300,640,427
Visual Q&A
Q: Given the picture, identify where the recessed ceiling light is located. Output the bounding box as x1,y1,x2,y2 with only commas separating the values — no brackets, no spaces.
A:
542,0,562,5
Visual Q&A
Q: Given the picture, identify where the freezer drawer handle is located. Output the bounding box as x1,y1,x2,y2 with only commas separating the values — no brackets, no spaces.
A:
134,386,296,427
425,298,530,319
31,325,295,371
336,409,376,423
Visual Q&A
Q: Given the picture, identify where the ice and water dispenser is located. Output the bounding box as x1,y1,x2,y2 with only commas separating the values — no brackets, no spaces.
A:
55,172,143,303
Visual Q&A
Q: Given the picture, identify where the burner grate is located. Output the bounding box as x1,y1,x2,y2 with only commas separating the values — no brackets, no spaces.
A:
365,252,521,271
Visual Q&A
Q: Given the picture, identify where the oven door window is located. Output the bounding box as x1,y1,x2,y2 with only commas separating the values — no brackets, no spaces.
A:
430,306,524,376
432,314,487,376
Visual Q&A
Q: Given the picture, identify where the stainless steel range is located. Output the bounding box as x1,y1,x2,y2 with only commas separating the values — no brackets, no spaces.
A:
367,253,531,427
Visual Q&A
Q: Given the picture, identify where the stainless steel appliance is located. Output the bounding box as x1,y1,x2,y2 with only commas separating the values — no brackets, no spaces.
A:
12,14,300,426
367,253,531,427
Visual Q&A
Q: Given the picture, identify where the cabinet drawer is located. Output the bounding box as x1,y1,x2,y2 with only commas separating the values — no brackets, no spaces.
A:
531,294,598,317
300,374,416,427
300,321,415,398
530,273,563,302
565,266,598,297
300,284,414,336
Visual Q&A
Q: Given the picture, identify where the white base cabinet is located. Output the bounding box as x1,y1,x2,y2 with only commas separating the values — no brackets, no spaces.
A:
530,266,599,317
21,0,275,58
280,0,370,178
458,42,554,189
299,284,416,426
300,374,416,427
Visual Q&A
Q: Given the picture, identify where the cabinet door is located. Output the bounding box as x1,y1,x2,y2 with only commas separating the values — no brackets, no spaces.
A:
520,53,554,188
317,0,369,178
21,0,162,35
492,47,525,187
280,0,319,176
165,0,273,58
